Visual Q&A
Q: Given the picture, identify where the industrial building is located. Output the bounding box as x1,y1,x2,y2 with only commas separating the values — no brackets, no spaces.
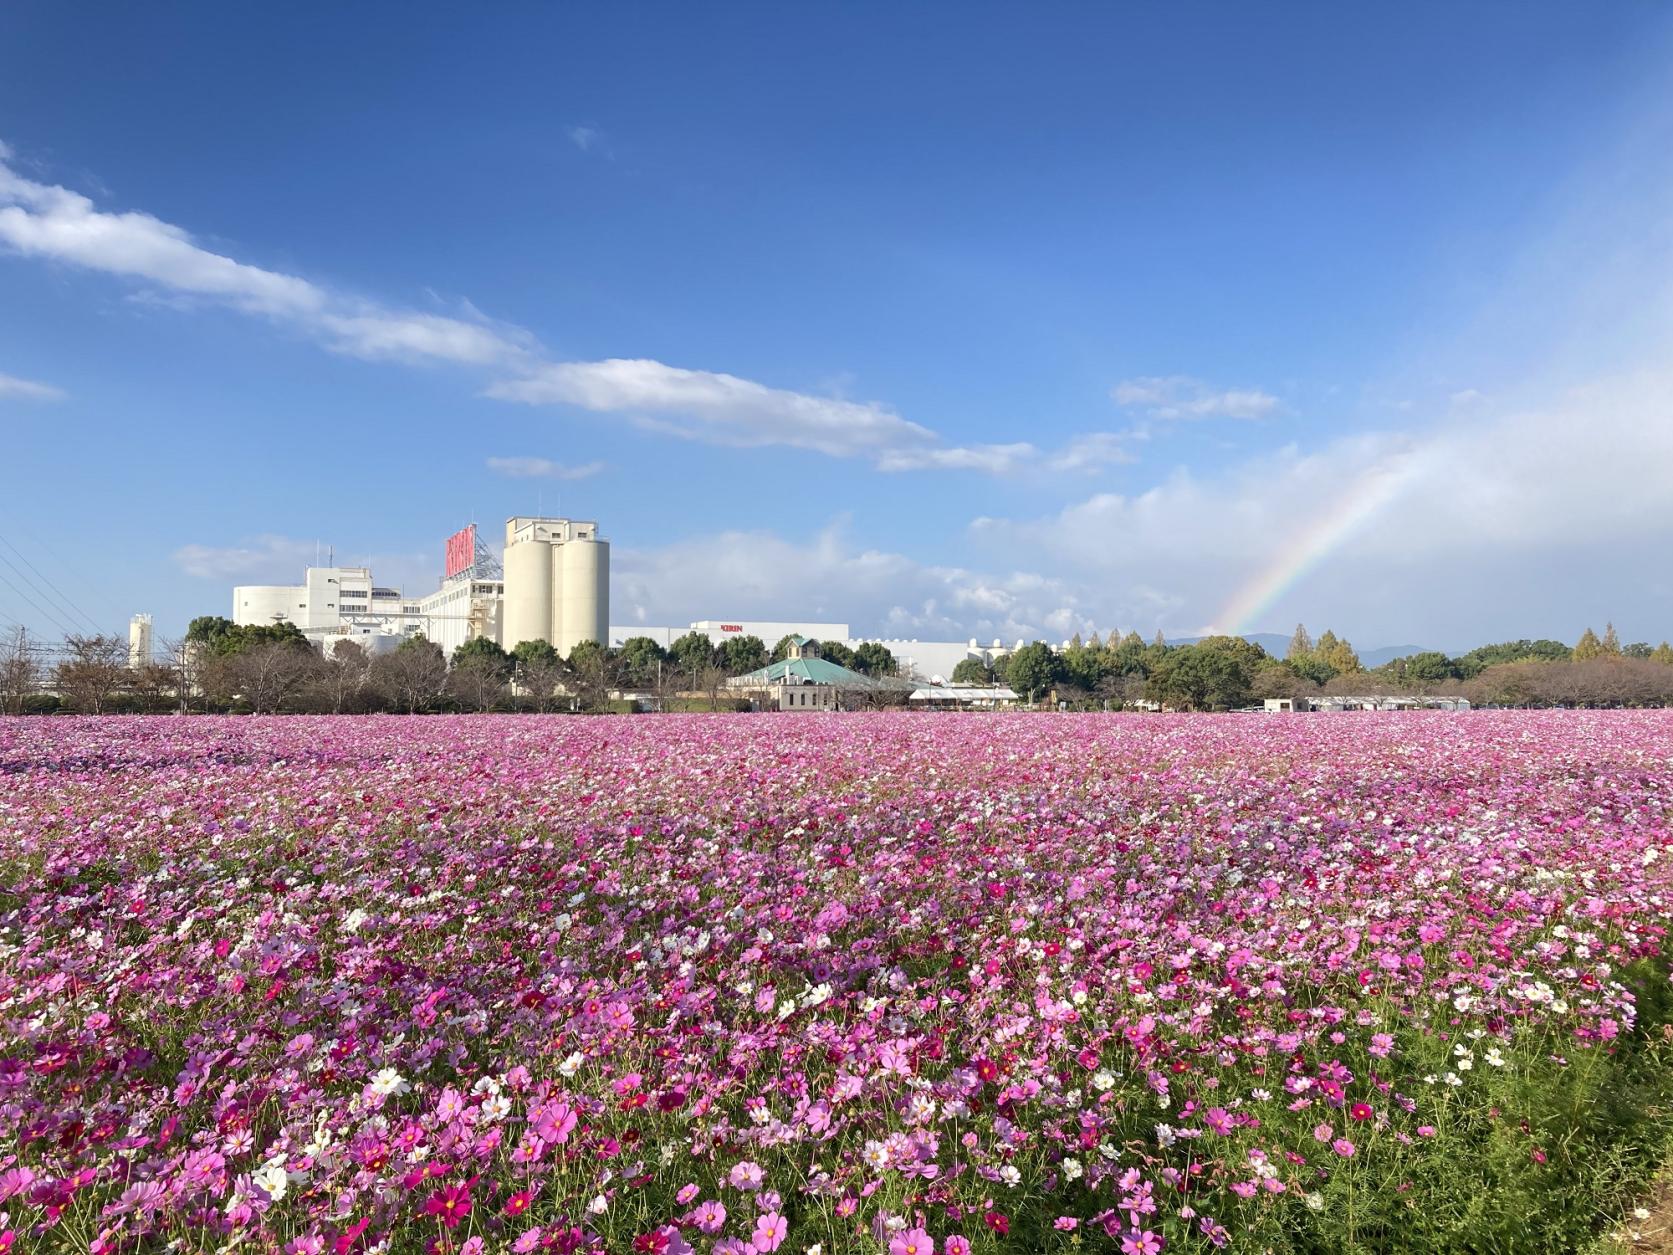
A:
128,614,153,669
501,517,609,655
231,516,607,658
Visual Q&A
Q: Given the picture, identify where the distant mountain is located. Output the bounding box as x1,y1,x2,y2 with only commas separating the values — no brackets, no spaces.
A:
1163,634,1436,669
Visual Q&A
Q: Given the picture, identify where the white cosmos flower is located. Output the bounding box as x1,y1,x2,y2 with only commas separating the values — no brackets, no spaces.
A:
369,1068,409,1098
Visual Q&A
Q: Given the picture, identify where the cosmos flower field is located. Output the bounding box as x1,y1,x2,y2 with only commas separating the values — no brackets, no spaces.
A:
4,714,1673,1255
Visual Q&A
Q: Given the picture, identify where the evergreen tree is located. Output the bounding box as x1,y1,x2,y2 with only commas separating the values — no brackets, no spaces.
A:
1601,622,1622,656
1653,642,1673,666
1287,623,1313,660
1573,627,1604,661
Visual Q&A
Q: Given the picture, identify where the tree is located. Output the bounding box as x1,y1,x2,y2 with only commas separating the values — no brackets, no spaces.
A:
718,635,768,676
1251,659,1315,701
222,638,316,713
0,626,41,715
1624,642,1654,660
453,635,512,674
818,640,859,670
1287,624,1314,660
1600,623,1623,657
771,634,802,662
375,635,448,713
566,639,612,711
1654,642,1673,666
1314,629,1362,676
1145,644,1250,711
951,657,993,685
55,634,129,713
448,650,509,713
1401,651,1456,687
668,632,716,685
852,641,898,677
1006,642,1060,704
1453,639,1571,679
698,662,728,712
1573,627,1604,661
316,639,371,713
616,636,668,688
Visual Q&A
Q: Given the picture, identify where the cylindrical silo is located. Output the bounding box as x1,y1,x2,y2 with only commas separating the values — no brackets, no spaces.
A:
556,538,608,656
502,539,554,650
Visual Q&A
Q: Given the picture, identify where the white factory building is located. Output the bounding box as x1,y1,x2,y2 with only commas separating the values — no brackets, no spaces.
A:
229,512,1037,685
231,517,607,659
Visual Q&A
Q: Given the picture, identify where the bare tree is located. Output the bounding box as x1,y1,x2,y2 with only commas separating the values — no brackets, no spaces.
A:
699,663,728,712
0,626,41,715
157,636,207,714
447,652,509,712
512,655,566,713
314,639,372,713
225,640,317,713
55,634,129,713
373,638,449,713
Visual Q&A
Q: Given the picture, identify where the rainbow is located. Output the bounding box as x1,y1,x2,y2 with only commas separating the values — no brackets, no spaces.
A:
1210,454,1418,637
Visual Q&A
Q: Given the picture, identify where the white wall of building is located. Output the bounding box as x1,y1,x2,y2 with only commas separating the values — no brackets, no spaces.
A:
128,614,153,669
502,517,609,656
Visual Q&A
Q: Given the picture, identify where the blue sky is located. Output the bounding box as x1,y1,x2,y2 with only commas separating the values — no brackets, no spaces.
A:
4,4,1673,651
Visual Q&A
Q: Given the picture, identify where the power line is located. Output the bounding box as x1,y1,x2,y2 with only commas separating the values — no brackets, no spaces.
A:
0,563,79,637
0,530,107,635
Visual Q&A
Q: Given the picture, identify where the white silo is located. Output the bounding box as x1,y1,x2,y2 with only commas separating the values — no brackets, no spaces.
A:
502,524,554,651
128,614,154,669
556,538,609,656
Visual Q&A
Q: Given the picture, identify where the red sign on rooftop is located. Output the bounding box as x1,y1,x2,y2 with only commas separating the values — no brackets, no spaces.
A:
444,525,476,578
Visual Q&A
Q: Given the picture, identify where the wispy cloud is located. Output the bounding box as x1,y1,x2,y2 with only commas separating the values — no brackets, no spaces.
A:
0,141,1116,478
172,534,318,580
1112,375,1279,420
0,370,64,401
0,150,534,369
486,456,606,480
566,124,605,154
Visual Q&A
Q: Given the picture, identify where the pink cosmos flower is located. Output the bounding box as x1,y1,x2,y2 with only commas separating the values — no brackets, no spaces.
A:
692,1200,727,1234
729,1161,765,1192
943,1238,971,1255
752,1211,788,1253
1333,1138,1356,1158
1121,1230,1164,1255
890,1227,934,1255
423,1184,472,1228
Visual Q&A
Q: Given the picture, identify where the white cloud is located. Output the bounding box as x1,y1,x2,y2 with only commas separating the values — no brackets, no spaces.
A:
172,534,318,581
976,366,1673,641
0,144,1086,478
0,371,64,401
488,358,941,460
614,519,1106,644
173,534,436,593
1112,375,1279,420
567,125,603,153
0,150,534,369
486,456,606,480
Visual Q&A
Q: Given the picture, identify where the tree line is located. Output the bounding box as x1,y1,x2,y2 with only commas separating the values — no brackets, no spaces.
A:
949,622,1673,711
6,615,1668,715
0,620,900,715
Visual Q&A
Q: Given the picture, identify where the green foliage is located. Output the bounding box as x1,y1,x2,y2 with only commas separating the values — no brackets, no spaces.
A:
1454,639,1573,679
452,635,511,675
718,634,768,676
818,640,859,669
668,631,716,675
1006,641,1060,700
1573,627,1605,662
616,636,668,686
1145,642,1251,710
511,638,560,671
951,658,993,685
851,641,898,677
187,615,308,657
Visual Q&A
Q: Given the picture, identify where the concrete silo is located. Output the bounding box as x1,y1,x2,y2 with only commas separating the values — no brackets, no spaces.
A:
502,520,555,651
556,535,609,656
500,517,609,656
